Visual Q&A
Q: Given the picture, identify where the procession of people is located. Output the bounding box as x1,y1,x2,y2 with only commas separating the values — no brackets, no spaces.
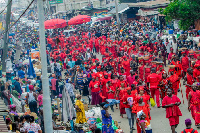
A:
1,16,200,133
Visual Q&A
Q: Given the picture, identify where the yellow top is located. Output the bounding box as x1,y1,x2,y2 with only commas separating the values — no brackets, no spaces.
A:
75,100,87,124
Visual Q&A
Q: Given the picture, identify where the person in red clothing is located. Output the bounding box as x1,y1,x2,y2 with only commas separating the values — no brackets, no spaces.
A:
181,52,190,77
138,60,144,81
116,75,128,89
94,36,100,54
96,66,104,80
127,70,135,87
131,84,138,98
51,74,58,98
144,61,151,83
123,88,136,131
159,72,168,100
183,68,194,99
193,64,200,82
188,84,200,127
122,56,131,76
147,68,161,108
119,68,127,81
162,88,182,133
106,81,115,99
132,97,151,133
117,82,127,117
181,119,199,133
101,74,110,100
133,75,139,86
168,70,180,96
137,86,150,106
89,77,100,105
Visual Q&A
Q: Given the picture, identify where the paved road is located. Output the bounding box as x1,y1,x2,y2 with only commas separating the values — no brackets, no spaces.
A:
94,54,200,133
110,80,200,133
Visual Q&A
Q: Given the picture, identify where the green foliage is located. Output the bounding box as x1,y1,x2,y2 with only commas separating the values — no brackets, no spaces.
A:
159,0,200,30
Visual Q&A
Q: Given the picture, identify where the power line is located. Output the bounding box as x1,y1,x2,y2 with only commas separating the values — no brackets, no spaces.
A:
0,0,13,15
0,0,35,36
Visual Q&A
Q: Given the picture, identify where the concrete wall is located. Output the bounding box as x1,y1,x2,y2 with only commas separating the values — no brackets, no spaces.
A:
53,0,106,12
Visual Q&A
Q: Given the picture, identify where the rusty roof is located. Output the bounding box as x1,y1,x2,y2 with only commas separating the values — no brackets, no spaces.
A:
127,0,170,8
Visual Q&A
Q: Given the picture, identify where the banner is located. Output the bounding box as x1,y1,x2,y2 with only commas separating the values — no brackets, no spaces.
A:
49,0,63,4
93,10,108,17
31,50,40,59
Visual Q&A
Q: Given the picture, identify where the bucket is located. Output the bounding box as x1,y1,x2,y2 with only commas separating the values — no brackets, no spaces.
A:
169,30,173,34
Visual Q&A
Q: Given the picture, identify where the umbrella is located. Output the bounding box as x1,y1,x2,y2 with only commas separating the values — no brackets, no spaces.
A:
68,15,91,25
27,57,36,79
44,19,67,29
9,33,15,36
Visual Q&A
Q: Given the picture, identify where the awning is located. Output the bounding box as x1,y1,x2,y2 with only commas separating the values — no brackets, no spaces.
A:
92,14,113,22
119,7,129,14
136,9,159,16
53,11,68,16
108,3,129,14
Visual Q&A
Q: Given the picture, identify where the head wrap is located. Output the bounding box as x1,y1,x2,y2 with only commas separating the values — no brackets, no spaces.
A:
29,85,34,91
185,118,192,125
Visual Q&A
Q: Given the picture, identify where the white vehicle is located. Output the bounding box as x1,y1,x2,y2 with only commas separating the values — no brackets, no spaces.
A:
12,13,20,20
20,18,28,24
33,22,39,28
63,29,76,37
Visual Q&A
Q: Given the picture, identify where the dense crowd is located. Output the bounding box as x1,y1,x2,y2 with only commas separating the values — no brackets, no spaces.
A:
1,18,200,133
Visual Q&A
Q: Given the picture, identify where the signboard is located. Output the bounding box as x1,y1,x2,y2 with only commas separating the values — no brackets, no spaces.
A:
31,50,40,59
49,0,63,4
93,10,108,17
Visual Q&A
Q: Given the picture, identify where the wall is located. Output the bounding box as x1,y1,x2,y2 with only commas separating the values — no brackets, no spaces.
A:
52,0,105,12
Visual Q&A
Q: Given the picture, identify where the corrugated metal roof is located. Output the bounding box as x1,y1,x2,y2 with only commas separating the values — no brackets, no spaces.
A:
136,9,159,16
106,2,115,7
127,0,170,8
108,3,129,14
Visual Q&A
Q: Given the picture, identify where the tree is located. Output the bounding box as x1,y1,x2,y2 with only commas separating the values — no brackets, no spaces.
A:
159,0,200,31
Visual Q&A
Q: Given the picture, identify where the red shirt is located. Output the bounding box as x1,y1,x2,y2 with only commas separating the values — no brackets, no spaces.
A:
106,86,115,99
181,128,198,133
127,75,135,86
89,81,100,92
190,90,200,105
96,72,104,80
193,68,200,82
147,73,161,89
168,74,179,89
116,80,128,88
131,89,138,98
123,94,135,108
162,95,182,118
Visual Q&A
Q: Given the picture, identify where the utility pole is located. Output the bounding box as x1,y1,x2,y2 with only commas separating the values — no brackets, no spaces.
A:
2,0,12,72
115,0,120,30
37,0,53,132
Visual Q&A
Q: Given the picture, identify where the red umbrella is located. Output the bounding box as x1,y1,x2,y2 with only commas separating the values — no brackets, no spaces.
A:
44,19,67,29
68,15,91,25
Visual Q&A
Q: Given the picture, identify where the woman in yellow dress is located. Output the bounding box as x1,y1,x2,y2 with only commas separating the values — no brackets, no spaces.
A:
75,95,87,123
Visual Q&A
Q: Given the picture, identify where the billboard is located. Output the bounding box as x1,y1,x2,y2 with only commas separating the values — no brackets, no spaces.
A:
93,10,108,17
49,0,63,4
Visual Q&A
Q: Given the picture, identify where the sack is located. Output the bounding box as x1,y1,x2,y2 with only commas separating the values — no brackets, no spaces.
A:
150,98,156,107
84,104,88,111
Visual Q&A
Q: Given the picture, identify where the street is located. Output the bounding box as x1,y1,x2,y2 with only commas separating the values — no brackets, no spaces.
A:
94,54,200,133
